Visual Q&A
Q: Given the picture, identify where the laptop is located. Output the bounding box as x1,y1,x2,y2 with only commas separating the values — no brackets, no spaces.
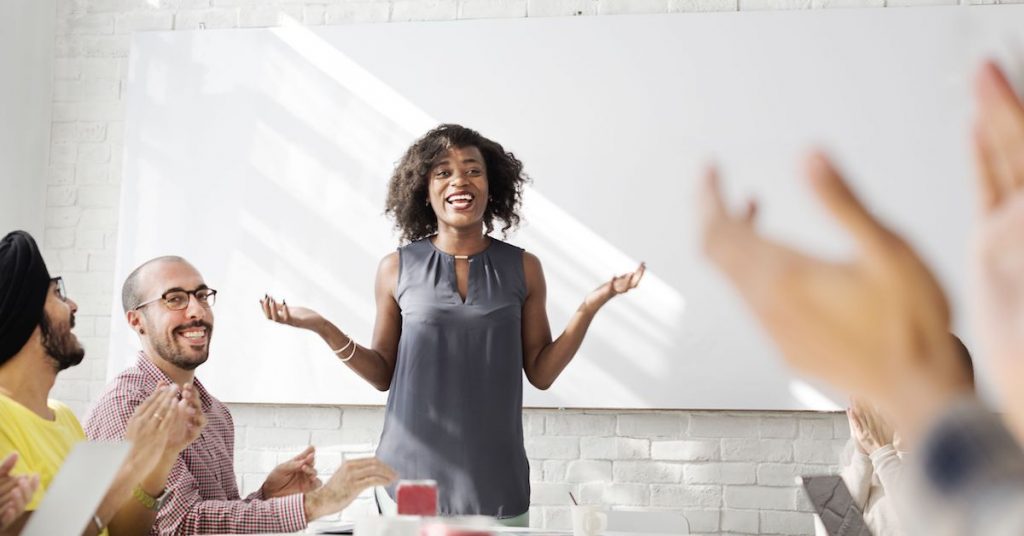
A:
798,475,873,536
314,521,355,534
22,441,132,536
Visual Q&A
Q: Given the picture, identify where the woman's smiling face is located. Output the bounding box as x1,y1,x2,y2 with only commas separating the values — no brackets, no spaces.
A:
427,145,490,231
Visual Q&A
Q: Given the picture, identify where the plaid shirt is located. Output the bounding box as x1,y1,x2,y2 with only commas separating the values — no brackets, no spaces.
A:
84,354,306,535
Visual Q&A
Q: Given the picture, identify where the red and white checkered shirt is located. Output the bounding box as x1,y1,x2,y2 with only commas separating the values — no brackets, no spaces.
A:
84,353,307,535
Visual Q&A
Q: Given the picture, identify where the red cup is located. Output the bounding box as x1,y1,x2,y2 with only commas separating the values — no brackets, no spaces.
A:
396,480,438,516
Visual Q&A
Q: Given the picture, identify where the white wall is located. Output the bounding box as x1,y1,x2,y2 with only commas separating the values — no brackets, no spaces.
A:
0,0,55,238
229,404,849,535
43,1,1015,535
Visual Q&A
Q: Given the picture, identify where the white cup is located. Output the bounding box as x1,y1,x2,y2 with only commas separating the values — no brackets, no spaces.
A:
356,515,421,536
571,506,608,536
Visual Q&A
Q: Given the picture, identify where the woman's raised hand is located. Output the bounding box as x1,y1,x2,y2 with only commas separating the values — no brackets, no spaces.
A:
586,262,646,307
260,295,324,332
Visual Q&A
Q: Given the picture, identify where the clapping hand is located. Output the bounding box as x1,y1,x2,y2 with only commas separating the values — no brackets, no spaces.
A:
0,453,37,531
699,155,969,437
124,384,187,476
165,383,207,455
304,457,397,521
971,61,1024,442
261,446,322,499
849,397,895,455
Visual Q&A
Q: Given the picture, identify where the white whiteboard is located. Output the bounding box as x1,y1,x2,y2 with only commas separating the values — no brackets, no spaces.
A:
112,7,1024,410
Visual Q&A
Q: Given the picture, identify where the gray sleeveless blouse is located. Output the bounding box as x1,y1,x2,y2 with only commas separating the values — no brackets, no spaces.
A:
376,237,530,518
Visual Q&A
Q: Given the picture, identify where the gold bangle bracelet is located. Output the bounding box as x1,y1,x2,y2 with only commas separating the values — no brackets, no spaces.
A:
331,337,354,355
338,340,358,362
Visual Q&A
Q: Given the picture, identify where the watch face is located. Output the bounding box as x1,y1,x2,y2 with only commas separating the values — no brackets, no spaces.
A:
153,490,169,510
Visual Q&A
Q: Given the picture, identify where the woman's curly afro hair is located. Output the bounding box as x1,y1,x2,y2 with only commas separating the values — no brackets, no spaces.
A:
385,124,529,243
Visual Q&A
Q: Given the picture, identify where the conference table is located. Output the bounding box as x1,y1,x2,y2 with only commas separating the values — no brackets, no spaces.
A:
215,525,577,536
212,516,689,536
213,526,579,536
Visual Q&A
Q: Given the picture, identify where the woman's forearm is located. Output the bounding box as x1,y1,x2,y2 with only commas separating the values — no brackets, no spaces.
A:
314,318,394,391
527,297,607,390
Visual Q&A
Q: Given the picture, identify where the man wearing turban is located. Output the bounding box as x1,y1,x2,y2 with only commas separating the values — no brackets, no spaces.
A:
0,230,200,536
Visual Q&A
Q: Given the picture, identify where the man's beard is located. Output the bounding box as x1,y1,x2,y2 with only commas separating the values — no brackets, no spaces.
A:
149,319,212,371
40,312,85,372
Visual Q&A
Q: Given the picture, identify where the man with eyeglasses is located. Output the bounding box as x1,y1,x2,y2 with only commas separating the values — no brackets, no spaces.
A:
0,231,200,536
85,256,397,535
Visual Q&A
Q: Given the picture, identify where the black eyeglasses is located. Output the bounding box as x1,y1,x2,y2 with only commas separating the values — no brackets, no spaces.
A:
135,288,218,311
50,277,67,302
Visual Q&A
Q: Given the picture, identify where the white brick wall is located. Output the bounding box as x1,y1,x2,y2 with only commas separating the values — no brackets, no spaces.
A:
38,0,985,533
216,404,850,534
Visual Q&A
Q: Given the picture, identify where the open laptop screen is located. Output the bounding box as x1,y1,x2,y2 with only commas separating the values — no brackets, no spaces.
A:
23,441,131,536
800,475,873,536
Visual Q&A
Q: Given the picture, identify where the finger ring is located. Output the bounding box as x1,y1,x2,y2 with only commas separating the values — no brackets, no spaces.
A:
153,413,163,420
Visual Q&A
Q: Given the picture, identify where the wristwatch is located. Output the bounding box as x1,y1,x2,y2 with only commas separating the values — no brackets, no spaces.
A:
132,485,169,511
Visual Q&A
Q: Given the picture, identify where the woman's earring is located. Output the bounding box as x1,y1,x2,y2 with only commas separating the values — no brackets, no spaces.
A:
425,198,430,206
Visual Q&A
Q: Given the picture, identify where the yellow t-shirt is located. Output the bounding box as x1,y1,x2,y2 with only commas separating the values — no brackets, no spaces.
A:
0,393,85,510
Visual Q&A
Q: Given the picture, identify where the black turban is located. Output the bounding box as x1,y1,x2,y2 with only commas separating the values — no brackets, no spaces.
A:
0,231,51,365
